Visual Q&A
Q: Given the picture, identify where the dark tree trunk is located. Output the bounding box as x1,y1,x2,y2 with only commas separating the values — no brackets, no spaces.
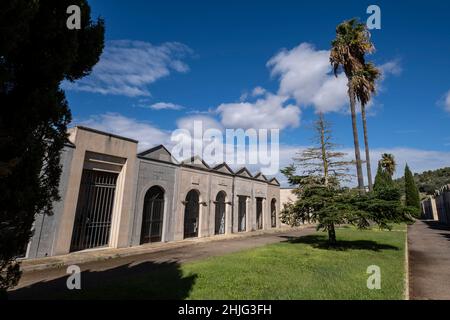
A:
328,223,337,245
348,83,365,193
361,104,373,191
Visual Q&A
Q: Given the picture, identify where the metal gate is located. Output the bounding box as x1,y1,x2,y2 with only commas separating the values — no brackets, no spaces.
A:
271,199,277,228
214,192,226,235
140,186,164,244
238,196,246,232
256,198,263,230
184,190,199,238
70,170,118,252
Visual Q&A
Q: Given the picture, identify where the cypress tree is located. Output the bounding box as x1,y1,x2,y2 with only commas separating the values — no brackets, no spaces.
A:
404,164,420,209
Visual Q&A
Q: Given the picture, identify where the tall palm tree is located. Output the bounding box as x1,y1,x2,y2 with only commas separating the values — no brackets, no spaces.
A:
380,153,396,177
353,62,381,191
330,18,375,192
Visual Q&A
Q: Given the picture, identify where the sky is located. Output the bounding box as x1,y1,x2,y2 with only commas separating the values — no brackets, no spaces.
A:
64,0,450,186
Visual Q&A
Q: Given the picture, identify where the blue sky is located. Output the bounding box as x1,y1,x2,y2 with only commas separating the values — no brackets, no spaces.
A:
65,0,450,185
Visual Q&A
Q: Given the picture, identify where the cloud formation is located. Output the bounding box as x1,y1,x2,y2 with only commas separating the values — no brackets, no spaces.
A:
145,102,184,110
268,43,349,113
64,40,193,97
217,93,300,130
79,113,170,151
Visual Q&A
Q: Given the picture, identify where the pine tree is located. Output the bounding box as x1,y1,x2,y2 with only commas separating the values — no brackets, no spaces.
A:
404,164,421,209
281,114,354,244
0,0,104,295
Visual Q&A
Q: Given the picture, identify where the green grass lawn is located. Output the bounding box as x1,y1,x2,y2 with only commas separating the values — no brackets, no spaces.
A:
16,225,407,300
183,225,407,300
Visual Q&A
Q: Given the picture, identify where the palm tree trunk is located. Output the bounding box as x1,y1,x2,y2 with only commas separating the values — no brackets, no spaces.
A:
361,103,373,191
348,83,365,192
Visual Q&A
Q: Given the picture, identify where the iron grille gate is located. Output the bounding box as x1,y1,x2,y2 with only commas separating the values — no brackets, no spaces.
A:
256,198,263,230
141,187,164,244
238,196,246,232
70,170,118,252
214,193,226,235
271,200,277,228
184,191,199,239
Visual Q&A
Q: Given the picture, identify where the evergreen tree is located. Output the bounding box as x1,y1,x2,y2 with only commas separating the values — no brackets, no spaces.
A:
0,0,104,295
373,161,393,191
404,164,421,209
281,114,355,244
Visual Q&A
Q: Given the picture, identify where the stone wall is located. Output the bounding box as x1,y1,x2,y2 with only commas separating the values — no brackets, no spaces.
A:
421,184,450,225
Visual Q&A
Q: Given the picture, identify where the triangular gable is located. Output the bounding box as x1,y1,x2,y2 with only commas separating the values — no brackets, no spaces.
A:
213,163,234,175
235,167,253,178
254,172,268,181
270,178,281,186
182,155,210,169
138,145,177,163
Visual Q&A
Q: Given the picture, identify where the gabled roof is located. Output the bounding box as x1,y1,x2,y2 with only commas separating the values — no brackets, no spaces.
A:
213,163,234,175
269,177,281,186
254,172,268,181
235,167,253,178
181,155,211,169
138,145,177,164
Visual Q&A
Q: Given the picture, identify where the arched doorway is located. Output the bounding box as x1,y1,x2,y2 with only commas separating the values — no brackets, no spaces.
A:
140,186,165,244
271,199,277,228
184,190,200,239
215,191,226,235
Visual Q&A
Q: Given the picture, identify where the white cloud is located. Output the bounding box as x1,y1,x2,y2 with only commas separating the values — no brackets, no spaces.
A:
78,113,171,152
267,43,348,113
176,115,223,133
379,59,402,77
266,43,400,114
143,102,184,110
252,86,266,97
63,40,193,97
217,93,300,130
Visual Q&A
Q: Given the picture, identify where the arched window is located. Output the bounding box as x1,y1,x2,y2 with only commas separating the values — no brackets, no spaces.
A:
140,186,165,244
215,191,226,235
184,190,200,239
271,199,277,228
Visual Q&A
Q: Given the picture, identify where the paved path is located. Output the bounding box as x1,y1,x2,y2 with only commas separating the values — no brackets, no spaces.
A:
9,226,315,299
408,219,450,300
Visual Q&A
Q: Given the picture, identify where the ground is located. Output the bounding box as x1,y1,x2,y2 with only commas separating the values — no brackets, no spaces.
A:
408,219,450,300
10,225,407,300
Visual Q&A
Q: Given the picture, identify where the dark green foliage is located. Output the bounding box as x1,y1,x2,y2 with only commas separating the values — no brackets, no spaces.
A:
404,165,421,218
0,0,104,294
373,161,394,191
395,167,450,195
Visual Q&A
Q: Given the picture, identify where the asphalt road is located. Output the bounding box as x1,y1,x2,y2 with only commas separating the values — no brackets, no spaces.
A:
408,219,450,300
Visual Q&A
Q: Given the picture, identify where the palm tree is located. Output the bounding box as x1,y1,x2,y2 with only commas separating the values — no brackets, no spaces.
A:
353,62,381,191
330,18,375,192
380,153,396,177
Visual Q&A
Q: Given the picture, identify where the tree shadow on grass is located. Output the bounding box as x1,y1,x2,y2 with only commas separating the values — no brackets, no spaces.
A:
280,235,400,252
8,261,197,300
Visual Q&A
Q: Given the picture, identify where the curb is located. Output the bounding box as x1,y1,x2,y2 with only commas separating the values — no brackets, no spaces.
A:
404,224,410,300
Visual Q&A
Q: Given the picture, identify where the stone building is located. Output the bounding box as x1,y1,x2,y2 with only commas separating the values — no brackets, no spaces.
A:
25,126,281,259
